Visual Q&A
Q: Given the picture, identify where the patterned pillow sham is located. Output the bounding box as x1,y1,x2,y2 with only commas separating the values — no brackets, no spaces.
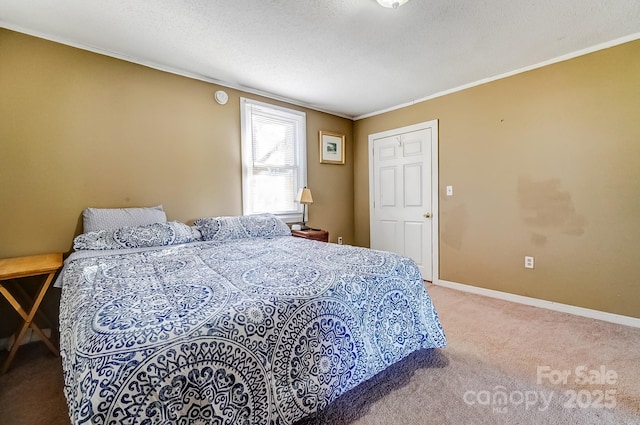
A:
193,214,291,242
74,221,200,251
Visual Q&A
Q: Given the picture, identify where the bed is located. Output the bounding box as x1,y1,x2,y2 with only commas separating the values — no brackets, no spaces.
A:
57,213,446,424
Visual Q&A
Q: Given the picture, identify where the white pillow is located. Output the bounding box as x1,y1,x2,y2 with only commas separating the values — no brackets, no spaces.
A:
82,205,167,233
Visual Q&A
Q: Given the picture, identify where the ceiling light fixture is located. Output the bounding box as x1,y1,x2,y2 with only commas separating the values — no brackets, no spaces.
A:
376,0,410,9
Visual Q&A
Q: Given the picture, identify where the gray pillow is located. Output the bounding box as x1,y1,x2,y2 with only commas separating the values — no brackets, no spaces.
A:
82,205,167,233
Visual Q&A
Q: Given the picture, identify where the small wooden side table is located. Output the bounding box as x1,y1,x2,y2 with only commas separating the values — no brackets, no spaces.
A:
291,228,329,242
0,253,62,374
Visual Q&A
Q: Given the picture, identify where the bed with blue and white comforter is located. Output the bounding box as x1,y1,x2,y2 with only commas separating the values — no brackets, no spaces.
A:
58,215,446,424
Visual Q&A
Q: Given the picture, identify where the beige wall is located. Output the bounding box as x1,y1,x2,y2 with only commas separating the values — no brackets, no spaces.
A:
354,40,640,318
0,29,354,255
0,29,354,335
1,27,638,332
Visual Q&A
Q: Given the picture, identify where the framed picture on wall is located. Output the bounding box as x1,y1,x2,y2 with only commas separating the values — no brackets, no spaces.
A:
319,131,345,164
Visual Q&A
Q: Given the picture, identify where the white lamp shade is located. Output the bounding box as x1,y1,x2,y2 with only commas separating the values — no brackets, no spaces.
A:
296,187,313,204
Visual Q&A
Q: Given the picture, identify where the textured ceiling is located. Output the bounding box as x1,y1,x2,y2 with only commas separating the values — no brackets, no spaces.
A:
1,0,639,119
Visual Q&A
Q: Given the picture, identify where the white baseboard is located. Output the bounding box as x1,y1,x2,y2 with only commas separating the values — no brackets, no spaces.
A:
434,279,640,329
0,328,52,351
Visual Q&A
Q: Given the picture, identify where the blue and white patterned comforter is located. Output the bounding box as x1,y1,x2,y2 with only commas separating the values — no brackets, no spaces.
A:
58,236,446,424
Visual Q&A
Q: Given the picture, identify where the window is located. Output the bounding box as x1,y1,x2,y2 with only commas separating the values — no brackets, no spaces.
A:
240,98,307,222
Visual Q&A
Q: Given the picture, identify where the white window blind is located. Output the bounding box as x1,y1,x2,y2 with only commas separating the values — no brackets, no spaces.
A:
241,98,306,222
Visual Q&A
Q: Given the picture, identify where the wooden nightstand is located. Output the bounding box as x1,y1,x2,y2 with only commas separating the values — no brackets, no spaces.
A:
291,228,329,242
0,253,62,374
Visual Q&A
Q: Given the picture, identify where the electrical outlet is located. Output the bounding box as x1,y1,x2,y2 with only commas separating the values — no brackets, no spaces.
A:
524,256,535,269
337,236,343,245
446,185,453,196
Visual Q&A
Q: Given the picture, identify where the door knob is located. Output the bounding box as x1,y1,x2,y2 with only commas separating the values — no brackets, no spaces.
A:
423,213,432,218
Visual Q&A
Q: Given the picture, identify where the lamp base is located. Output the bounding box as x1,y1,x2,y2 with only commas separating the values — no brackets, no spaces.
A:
299,223,311,230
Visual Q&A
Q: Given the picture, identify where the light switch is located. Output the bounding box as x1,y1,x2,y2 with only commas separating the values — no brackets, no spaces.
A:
446,185,453,196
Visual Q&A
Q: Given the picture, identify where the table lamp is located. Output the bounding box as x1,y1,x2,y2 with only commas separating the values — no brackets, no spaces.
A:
296,187,313,230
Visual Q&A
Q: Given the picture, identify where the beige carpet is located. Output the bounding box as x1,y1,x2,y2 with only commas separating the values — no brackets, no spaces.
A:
303,284,640,424
1,284,639,424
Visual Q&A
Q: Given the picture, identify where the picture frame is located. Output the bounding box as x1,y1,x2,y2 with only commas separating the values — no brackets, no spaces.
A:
319,131,345,164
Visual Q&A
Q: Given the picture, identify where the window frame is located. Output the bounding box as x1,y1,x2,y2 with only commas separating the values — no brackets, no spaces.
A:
240,97,307,223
